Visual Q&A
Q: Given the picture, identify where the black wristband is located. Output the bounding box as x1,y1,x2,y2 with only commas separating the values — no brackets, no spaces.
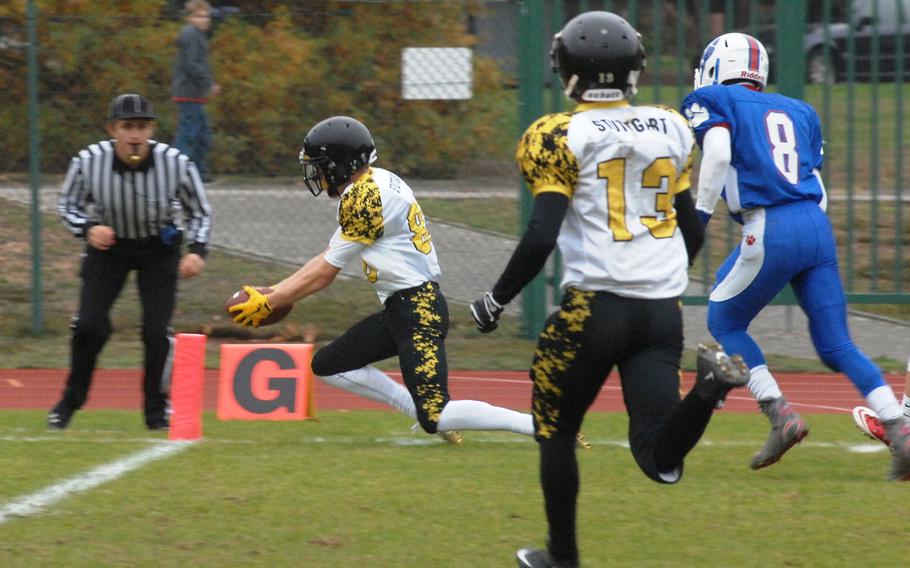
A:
188,242,208,258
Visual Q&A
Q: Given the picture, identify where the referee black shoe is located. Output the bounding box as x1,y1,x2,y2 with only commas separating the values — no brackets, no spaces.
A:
515,548,578,568
146,418,170,431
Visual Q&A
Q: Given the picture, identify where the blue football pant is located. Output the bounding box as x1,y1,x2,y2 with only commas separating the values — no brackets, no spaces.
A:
708,200,885,396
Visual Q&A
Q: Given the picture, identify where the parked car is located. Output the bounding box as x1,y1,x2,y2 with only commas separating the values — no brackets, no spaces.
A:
736,0,907,84
804,0,910,83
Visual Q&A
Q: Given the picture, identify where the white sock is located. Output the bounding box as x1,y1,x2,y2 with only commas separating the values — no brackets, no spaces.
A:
436,400,534,436
318,367,416,419
865,385,903,422
903,394,910,418
746,365,783,401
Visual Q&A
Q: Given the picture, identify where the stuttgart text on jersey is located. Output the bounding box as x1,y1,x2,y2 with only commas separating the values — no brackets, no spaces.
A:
591,116,670,135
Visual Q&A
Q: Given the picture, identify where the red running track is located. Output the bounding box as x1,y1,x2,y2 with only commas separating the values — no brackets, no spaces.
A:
0,368,902,414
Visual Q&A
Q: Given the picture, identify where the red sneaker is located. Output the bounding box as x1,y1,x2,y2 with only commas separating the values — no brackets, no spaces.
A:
852,406,890,447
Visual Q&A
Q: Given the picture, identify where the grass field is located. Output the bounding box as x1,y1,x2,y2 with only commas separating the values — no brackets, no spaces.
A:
0,410,905,567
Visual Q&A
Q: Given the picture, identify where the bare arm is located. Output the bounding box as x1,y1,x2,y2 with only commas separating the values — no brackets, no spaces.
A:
268,251,341,308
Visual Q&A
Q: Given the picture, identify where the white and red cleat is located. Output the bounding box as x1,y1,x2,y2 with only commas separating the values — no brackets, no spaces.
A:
852,406,890,447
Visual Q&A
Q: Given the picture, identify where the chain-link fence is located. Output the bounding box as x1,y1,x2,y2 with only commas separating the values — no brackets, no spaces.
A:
3,0,908,336
1,0,518,176
2,0,530,318
504,0,908,333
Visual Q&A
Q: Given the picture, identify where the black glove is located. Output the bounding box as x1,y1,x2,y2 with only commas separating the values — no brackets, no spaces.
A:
470,291,504,333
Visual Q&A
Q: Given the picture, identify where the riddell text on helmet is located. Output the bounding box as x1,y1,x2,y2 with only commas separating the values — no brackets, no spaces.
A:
740,71,764,81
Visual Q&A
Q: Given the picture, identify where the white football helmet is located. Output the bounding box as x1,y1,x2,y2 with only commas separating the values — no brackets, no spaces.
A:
694,32,768,90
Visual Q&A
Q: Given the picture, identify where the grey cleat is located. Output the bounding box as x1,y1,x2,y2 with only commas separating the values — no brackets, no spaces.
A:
882,417,910,481
516,548,579,568
750,397,809,470
693,342,750,404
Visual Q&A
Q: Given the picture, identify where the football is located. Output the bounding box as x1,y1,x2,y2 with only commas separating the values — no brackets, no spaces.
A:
224,286,293,327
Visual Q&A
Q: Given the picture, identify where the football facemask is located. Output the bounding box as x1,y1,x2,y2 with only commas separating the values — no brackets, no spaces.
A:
299,149,329,197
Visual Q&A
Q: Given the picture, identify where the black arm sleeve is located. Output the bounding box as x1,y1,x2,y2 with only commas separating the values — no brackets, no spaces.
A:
490,192,570,305
674,189,704,266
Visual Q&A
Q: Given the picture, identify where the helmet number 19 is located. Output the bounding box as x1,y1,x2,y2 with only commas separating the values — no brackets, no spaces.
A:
407,203,433,255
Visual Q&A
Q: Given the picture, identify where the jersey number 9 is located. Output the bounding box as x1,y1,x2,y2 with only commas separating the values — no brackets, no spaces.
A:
407,203,433,255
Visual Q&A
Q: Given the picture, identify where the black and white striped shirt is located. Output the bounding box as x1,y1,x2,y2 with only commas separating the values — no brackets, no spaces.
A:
58,140,213,256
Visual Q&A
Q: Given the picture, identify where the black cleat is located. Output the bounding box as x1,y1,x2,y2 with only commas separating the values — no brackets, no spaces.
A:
47,402,75,430
147,419,170,431
516,548,579,568
694,342,749,405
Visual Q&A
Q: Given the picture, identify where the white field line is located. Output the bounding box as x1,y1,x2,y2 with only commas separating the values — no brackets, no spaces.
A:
0,440,195,524
406,373,860,414
297,435,889,454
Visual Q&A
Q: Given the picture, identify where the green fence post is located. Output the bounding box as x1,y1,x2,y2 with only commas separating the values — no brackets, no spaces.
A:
772,0,806,311
895,0,906,291
27,0,44,335
518,0,546,338
775,0,806,100
549,0,564,308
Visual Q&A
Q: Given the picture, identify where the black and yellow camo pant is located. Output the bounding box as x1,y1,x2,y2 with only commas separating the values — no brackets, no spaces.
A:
311,281,450,433
531,287,689,480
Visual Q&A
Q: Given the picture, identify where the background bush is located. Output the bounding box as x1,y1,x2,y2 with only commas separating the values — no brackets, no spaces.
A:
0,0,513,177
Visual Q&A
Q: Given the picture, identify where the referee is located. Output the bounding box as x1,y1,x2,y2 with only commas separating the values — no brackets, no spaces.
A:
49,93,213,431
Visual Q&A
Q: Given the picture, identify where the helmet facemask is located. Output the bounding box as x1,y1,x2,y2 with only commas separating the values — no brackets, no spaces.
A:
299,150,330,197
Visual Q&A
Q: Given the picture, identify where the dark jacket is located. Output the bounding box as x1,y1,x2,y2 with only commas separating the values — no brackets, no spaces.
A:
171,24,213,101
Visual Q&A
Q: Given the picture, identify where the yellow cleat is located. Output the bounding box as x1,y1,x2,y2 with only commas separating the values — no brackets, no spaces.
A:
575,432,591,450
438,430,464,446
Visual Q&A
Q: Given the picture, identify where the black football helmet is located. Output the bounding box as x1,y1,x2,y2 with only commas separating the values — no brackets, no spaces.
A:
299,116,377,197
550,11,646,102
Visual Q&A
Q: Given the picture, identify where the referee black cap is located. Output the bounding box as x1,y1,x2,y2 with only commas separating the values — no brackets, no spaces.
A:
108,93,156,122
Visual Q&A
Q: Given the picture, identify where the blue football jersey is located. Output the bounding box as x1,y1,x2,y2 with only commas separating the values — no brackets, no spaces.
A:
681,85,825,212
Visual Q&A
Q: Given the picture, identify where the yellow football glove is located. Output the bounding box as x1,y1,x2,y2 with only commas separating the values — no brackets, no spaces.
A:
229,285,274,328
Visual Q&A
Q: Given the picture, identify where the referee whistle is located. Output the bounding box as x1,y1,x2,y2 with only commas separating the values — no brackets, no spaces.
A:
129,143,141,164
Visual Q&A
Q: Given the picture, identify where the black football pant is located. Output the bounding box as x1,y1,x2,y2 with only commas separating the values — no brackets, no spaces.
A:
60,240,179,426
311,281,450,433
531,288,717,565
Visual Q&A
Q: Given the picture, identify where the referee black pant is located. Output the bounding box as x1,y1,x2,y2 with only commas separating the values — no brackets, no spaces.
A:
60,239,179,426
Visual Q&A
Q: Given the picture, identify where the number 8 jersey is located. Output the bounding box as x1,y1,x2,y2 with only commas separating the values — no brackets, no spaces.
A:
681,84,825,212
324,167,441,303
517,101,695,299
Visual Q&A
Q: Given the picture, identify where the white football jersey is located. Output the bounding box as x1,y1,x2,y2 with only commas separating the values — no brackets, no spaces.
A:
517,101,695,299
323,167,441,303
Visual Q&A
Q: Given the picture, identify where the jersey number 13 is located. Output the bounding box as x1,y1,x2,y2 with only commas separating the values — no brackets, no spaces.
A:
598,157,678,241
